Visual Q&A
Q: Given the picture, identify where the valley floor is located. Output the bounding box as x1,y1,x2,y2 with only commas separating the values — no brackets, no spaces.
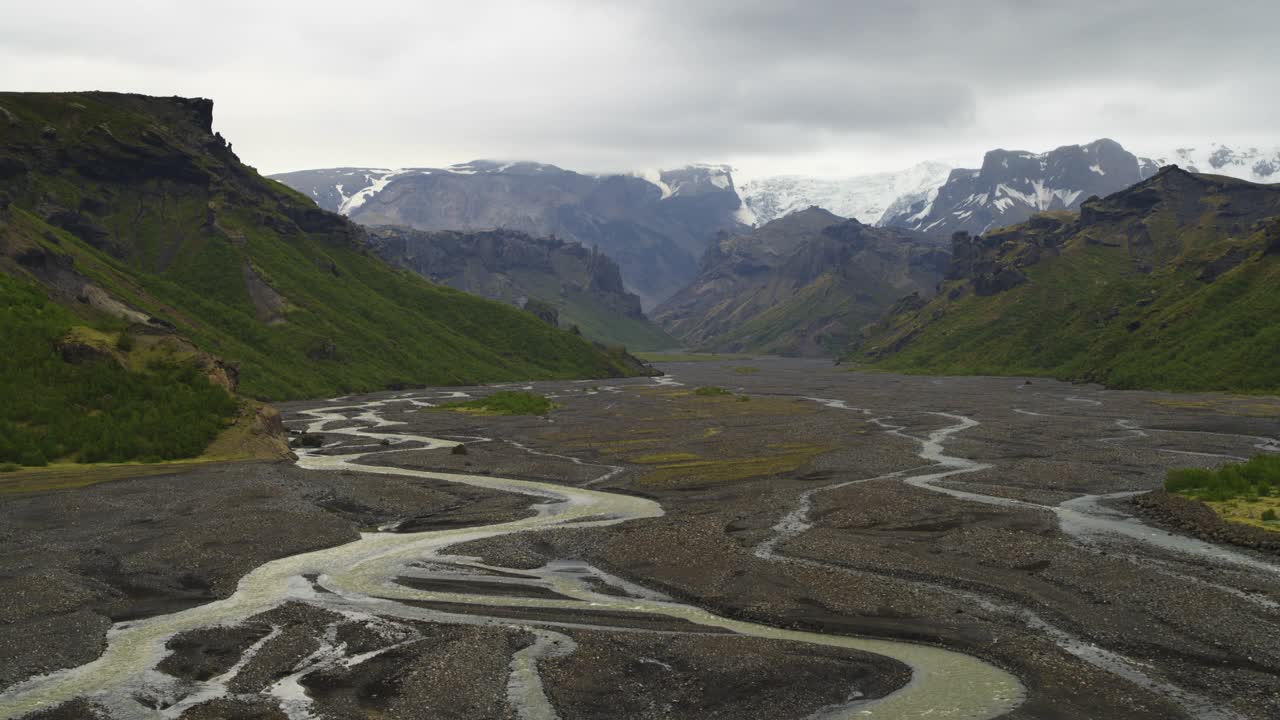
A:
1,359,1278,719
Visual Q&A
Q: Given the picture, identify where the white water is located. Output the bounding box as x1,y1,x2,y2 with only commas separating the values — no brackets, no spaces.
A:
0,393,1024,720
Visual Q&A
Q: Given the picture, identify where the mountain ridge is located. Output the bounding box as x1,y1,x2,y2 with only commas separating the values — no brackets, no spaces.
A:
655,207,948,356
855,166,1280,392
0,91,648,405
881,138,1154,237
271,162,749,308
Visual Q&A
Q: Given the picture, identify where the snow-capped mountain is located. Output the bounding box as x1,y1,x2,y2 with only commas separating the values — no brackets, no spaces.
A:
736,161,953,226
271,161,748,308
881,139,1153,236
1137,143,1280,184
636,163,734,197
271,161,571,215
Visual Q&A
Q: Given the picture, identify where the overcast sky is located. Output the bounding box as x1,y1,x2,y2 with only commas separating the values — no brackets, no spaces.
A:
2,0,1276,179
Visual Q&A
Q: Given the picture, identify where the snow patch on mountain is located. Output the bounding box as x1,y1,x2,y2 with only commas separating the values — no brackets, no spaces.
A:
1138,143,1280,184
338,169,406,214
660,164,737,198
737,161,953,226
635,169,674,199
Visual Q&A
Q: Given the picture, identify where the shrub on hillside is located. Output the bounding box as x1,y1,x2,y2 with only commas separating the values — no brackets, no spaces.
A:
0,275,237,467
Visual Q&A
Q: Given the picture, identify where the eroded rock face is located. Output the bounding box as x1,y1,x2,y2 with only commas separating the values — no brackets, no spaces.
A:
77,285,151,325
55,336,116,365
242,263,289,325
250,404,292,461
197,355,240,394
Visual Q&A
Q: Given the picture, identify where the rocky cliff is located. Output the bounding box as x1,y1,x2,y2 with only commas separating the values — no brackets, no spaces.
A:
655,207,949,356
365,226,674,350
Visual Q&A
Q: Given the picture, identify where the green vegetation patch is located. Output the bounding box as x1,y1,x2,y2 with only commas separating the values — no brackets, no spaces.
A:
0,274,237,467
432,391,555,416
1165,454,1280,502
693,386,733,397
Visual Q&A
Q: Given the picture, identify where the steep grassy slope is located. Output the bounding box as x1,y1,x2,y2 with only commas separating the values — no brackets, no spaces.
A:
655,208,949,355
366,226,676,350
0,92,645,410
855,168,1280,393
0,272,237,467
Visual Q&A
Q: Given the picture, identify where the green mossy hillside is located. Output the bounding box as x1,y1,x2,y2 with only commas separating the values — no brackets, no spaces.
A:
0,92,646,406
0,273,236,466
854,168,1280,393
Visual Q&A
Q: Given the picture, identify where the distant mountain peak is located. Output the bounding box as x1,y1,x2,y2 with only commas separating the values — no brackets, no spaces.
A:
271,160,748,309
881,139,1150,237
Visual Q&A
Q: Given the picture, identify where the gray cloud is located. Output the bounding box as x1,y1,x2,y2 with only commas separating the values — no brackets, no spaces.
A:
1,0,1276,177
